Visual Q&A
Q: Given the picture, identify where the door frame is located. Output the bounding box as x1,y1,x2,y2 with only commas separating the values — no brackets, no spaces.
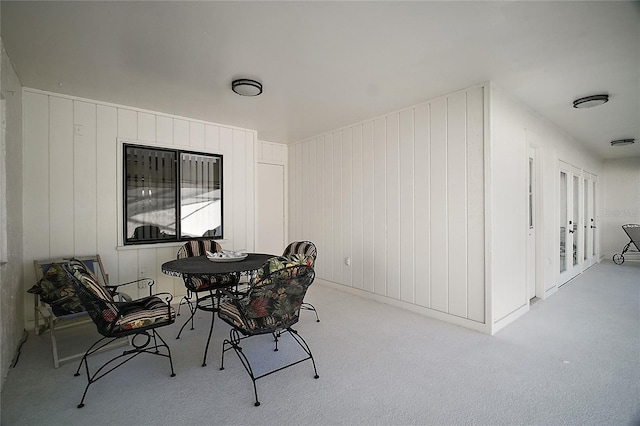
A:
558,161,582,286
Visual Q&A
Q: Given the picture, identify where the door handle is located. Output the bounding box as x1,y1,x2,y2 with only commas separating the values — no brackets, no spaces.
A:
591,226,597,229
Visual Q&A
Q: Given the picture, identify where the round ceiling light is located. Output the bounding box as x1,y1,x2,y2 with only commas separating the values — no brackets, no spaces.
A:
232,79,262,97
573,94,609,109
610,139,635,147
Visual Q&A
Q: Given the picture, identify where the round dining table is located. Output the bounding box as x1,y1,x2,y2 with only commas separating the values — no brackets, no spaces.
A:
161,252,276,367
161,252,275,278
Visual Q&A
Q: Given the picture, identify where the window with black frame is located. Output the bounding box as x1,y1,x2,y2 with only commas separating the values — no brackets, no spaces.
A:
124,144,223,245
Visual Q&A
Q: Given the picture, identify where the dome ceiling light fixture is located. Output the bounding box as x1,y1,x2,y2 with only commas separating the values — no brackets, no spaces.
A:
572,94,609,109
610,139,635,147
232,79,263,97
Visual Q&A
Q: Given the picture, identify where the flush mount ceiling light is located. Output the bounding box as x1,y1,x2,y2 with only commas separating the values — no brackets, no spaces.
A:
232,79,262,97
573,94,609,109
610,139,635,147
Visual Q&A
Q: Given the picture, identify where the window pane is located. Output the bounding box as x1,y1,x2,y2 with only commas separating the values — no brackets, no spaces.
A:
125,146,177,242
180,152,222,238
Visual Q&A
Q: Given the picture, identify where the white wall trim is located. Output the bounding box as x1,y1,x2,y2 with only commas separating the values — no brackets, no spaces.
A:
317,279,488,334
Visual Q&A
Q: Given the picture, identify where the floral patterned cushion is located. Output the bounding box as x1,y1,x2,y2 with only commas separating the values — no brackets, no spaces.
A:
27,263,85,315
252,254,314,287
218,257,315,334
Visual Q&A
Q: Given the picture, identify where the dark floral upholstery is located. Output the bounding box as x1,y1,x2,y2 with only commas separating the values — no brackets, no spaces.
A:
28,263,85,315
218,257,315,335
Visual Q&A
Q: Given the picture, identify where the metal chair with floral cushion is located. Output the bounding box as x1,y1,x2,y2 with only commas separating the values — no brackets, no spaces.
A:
175,239,240,367
282,241,320,322
218,255,319,406
62,259,176,408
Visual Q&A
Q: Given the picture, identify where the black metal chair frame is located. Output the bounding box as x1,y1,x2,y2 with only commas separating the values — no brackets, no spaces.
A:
218,263,319,406
177,272,239,367
63,260,176,409
283,241,320,322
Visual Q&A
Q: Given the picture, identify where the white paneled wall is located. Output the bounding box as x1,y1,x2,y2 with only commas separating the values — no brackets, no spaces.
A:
22,89,256,323
289,87,486,326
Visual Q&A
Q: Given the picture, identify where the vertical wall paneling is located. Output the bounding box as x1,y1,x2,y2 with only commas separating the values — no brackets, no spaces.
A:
205,125,220,152
73,101,98,256
96,105,119,283
324,134,334,282
137,248,157,299
386,114,401,300
190,122,205,149
373,118,387,296
23,92,50,293
316,137,326,278
342,128,353,287
302,142,310,238
295,142,304,240
447,92,468,318
173,119,189,147
362,122,375,293
287,144,296,242
429,98,449,312
137,112,156,142
156,115,174,145
352,125,364,290
399,109,415,303
287,87,485,329
466,87,485,322
155,246,177,295
414,103,431,307
232,130,247,250
118,250,139,296
308,138,317,259
49,96,74,258
117,109,137,139
332,132,343,284
245,131,256,252
220,127,233,243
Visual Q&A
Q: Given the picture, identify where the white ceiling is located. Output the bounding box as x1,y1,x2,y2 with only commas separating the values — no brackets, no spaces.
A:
2,1,639,159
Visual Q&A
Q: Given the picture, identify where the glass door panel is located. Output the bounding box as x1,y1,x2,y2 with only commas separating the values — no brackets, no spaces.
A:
560,171,568,273
572,175,580,267
558,163,582,286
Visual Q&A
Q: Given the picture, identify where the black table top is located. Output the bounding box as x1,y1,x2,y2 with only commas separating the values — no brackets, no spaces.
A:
161,253,275,277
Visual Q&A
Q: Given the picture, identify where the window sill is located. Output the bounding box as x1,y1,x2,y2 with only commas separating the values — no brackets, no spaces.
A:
117,239,229,251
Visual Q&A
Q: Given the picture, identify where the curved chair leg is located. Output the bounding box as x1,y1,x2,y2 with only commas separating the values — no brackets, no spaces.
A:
301,302,320,322
176,292,194,316
175,303,197,339
201,311,216,367
75,330,175,408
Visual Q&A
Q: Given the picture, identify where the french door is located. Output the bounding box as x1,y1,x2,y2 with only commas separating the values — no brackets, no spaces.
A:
558,163,581,285
558,163,599,285
583,174,598,268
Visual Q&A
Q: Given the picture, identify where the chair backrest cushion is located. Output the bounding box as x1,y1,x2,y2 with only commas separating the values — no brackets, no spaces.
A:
27,263,85,315
241,259,315,322
65,259,119,326
177,240,222,259
283,241,317,261
252,255,314,287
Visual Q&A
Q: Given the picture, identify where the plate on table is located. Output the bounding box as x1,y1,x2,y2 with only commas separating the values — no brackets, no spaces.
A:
207,253,248,263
